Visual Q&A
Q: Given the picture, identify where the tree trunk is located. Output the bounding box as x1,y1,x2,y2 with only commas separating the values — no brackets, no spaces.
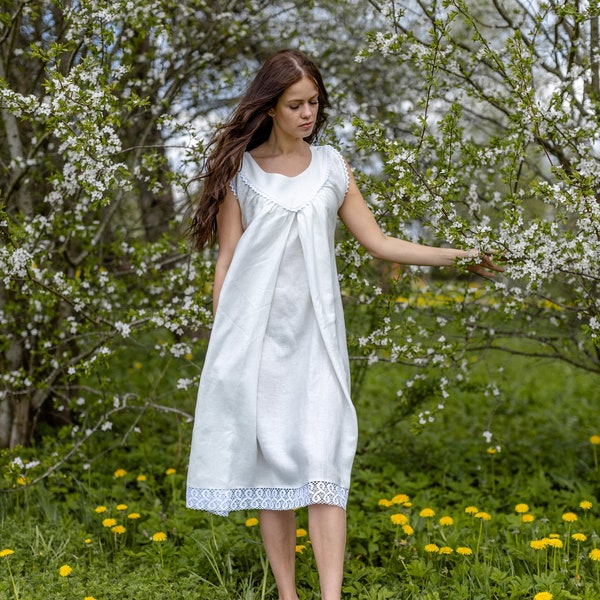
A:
0,397,12,448
591,16,599,102
9,397,31,448
0,45,34,447
0,337,30,448
0,57,31,215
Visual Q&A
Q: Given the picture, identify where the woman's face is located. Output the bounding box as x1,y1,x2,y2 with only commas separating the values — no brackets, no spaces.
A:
270,76,319,141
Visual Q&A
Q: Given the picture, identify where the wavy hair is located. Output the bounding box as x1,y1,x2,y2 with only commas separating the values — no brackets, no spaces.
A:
187,49,331,249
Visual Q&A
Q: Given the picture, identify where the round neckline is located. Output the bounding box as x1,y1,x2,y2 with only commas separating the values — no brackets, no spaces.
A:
246,147,313,179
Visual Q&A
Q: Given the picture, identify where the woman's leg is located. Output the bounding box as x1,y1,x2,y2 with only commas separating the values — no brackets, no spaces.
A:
308,504,346,600
259,509,299,600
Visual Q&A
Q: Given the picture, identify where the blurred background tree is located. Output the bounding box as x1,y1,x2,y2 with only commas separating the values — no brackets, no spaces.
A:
0,0,389,449
345,0,600,413
1,0,598,459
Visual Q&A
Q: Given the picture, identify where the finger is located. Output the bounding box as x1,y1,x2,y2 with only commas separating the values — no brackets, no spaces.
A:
484,262,505,273
482,250,508,264
468,264,499,278
481,254,505,272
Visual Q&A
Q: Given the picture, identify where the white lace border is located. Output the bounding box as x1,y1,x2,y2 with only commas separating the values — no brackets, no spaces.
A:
186,480,349,516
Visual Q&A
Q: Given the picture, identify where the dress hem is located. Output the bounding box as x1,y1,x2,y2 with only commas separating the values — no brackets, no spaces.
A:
186,480,349,517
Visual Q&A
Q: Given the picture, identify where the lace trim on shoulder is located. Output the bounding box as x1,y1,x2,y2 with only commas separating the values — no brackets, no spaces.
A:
186,480,349,516
326,145,351,198
228,179,238,199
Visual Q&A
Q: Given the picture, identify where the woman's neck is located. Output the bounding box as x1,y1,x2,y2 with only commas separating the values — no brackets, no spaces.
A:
259,132,309,157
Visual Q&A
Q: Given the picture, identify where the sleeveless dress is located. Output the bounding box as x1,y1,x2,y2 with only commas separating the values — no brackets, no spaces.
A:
186,145,359,516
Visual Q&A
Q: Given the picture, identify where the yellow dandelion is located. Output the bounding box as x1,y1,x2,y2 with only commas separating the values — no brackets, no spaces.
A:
116,504,128,511
530,539,547,550
548,533,560,539
403,501,412,508
424,543,439,553
562,512,578,523
94,505,107,513
113,468,127,478
439,546,453,555
84,538,92,544
521,514,535,523
296,528,307,537
465,506,479,515
419,508,435,518
127,513,141,520
111,525,126,535
295,545,306,554
402,524,414,536
390,513,408,526
185,353,193,360
0,549,14,557
439,516,454,526
59,564,72,577
572,533,587,542
17,477,27,485
84,597,97,600
391,494,410,505
456,546,472,556
515,503,529,514
102,518,117,528
590,435,600,445
165,468,176,476
486,447,497,455
152,532,167,542
378,498,392,507
580,500,593,510
589,548,600,561
533,593,553,600
245,517,259,527
546,538,563,549
136,474,147,482
475,511,491,521
133,361,143,369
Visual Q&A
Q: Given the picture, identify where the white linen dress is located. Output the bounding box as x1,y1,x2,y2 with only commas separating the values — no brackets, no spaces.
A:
186,144,358,516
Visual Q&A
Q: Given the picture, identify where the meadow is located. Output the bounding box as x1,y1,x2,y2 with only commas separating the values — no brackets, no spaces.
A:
1,345,599,599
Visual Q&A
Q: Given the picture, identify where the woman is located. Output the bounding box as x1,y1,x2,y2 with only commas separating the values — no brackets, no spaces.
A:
186,49,502,600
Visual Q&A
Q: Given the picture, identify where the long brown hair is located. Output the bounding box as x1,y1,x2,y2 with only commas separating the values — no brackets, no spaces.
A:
187,49,331,249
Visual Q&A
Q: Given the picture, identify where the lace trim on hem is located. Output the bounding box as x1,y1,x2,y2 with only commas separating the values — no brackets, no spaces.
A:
186,481,349,516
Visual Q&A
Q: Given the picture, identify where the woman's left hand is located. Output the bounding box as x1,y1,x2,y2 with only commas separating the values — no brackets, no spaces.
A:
467,251,505,278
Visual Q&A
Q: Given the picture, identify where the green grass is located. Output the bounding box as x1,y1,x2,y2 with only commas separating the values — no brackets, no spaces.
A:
1,348,599,599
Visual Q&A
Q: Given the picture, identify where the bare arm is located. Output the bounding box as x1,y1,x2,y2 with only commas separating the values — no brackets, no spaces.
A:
213,187,243,313
338,164,503,277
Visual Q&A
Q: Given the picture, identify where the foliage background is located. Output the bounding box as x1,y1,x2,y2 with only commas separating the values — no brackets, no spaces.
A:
1,349,599,599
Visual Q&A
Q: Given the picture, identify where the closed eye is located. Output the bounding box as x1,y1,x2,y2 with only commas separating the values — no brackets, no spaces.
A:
289,99,319,110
